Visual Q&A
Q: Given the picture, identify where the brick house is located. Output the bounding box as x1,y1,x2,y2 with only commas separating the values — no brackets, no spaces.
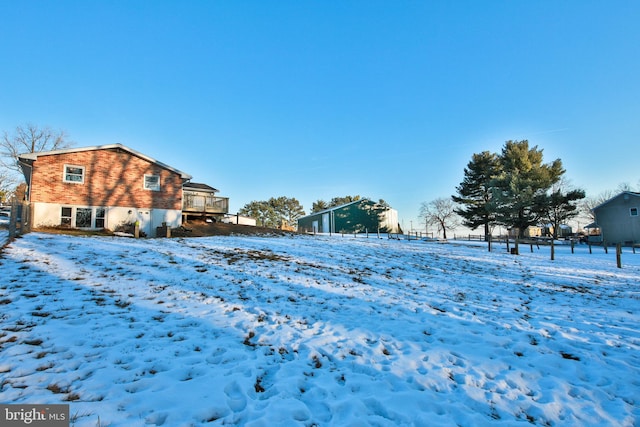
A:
18,144,192,236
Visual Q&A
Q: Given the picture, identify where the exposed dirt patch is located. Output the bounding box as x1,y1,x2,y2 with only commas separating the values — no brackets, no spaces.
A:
172,221,299,238
30,221,299,238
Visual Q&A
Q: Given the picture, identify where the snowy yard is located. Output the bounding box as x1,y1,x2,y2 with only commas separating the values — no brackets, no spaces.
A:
0,232,639,426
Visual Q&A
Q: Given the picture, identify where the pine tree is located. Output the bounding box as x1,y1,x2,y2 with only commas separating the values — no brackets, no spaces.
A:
239,197,305,229
452,151,501,241
535,182,585,260
492,140,565,240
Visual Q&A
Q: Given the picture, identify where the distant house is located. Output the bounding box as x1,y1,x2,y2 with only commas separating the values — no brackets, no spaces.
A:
182,182,229,222
18,144,192,236
297,199,400,234
509,226,543,238
591,191,640,246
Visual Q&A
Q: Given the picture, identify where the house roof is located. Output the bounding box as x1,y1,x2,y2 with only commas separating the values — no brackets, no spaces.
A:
592,191,640,212
18,143,192,180
183,182,219,193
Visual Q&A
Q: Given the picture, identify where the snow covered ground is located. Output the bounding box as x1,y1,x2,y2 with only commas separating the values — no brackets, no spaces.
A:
0,232,638,426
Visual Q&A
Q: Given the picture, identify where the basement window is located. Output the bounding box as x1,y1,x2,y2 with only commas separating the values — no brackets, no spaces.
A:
61,207,72,227
631,207,639,217
63,164,85,183
95,208,106,228
144,174,160,191
76,208,92,228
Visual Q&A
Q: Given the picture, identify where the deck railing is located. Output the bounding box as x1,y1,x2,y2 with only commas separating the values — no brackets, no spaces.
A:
183,194,229,214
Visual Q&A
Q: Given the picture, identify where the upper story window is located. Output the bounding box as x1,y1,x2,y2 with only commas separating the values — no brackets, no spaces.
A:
144,174,160,191
631,207,638,217
63,164,85,183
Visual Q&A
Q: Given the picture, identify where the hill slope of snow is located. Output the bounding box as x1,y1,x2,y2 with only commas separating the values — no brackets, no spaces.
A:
1,233,639,426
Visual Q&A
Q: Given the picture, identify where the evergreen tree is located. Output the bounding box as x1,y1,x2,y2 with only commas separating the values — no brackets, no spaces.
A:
492,140,565,240
452,151,501,241
329,195,361,207
239,197,305,229
268,196,305,228
311,200,328,213
535,181,585,260
239,201,278,227
311,195,361,213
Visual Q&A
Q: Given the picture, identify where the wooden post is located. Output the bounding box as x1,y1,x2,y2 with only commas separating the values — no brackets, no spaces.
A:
134,221,140,238
19,202,29,234
17,203,26,234
551,239,555,261
8,203,18,239
616,243,622,268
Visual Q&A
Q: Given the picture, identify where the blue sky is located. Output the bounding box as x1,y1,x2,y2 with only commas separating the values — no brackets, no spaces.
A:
1,1,638,232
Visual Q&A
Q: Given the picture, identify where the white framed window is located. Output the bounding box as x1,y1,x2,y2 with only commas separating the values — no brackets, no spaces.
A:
63,164,85,183
95,208,106,228
144,174,160,191
60,206,107,228
61,207,72,227
631,207,639,217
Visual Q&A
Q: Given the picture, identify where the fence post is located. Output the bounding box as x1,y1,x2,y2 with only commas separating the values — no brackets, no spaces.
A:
8,203,18,239
19,202,29,234
616,243,622,268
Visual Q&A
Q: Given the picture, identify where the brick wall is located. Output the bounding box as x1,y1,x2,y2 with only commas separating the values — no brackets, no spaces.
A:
29,148,183,210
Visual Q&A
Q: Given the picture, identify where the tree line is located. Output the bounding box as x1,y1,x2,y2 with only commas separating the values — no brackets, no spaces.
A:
238,195,381,229
447,139,585,243
1,124,633,240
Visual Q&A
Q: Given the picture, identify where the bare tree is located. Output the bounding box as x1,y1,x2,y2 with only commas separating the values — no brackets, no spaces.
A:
0,169,12,204
1,124,72,176
580,190,614,224
419,198,461,240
